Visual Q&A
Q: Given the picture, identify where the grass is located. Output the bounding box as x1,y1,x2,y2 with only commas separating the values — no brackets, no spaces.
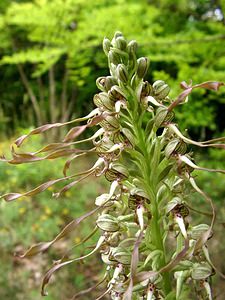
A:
0,133,108,299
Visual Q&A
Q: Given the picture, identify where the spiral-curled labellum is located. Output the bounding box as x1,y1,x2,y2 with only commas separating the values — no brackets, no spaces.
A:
96,77,107,92
101,251,115,265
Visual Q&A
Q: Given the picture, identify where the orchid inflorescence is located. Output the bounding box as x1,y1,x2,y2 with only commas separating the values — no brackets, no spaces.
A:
1,32,225,299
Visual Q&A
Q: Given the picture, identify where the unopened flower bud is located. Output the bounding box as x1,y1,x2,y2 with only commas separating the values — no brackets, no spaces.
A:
128,188,150,209
127,40,138,55
109,50,121,65
191,262,212,280
116,64,129,83
108,85,126,101
105,163,129,182
165,138,187,158
103,37,112,55
115,36,127,50
141,81,153,97
97,214,120,232
112,31,123,46
111,247,131,265
95,193,114,206
105,76,118,91
93,92,115,111
154,106,174,127
166,197,182,214
99,115,120,131
153,80,170,100
136,57,149,79
190,224,211,240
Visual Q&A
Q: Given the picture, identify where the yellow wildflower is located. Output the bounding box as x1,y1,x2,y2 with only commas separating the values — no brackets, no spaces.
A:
62,208,69,215
19,207,26,214
44,206,52,215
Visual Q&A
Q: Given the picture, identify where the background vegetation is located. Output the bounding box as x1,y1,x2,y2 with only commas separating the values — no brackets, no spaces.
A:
0,0,224,299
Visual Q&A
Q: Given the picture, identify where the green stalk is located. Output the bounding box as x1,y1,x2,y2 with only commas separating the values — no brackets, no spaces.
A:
128,95,172,295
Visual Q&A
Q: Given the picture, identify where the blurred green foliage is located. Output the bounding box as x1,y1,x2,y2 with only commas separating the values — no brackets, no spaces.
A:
0,0,224,137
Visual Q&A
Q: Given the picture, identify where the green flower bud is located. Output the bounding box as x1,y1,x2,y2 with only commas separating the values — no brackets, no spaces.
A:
95,193,114,206
96,138,115,155
127,40,138,55
153,80,170,100
93,92,115,111
136,57,149,79
191,262,212,280
111,247,131,265
165,138,187,158
116,64,129,83
113,128,135,148
128,188,150,209
108,85,126,102
166,198,189,218
174,261,193,272
166,197,182,214
112,31,124,46
190,224,212,240
105,163,129,182
115,36,127,50
122,128,135,147
99,115,120,131
97,214,119,232
154,106,175,127
108,50,121,65
103,37,111,55
105,76,118,91
141,81,153,97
